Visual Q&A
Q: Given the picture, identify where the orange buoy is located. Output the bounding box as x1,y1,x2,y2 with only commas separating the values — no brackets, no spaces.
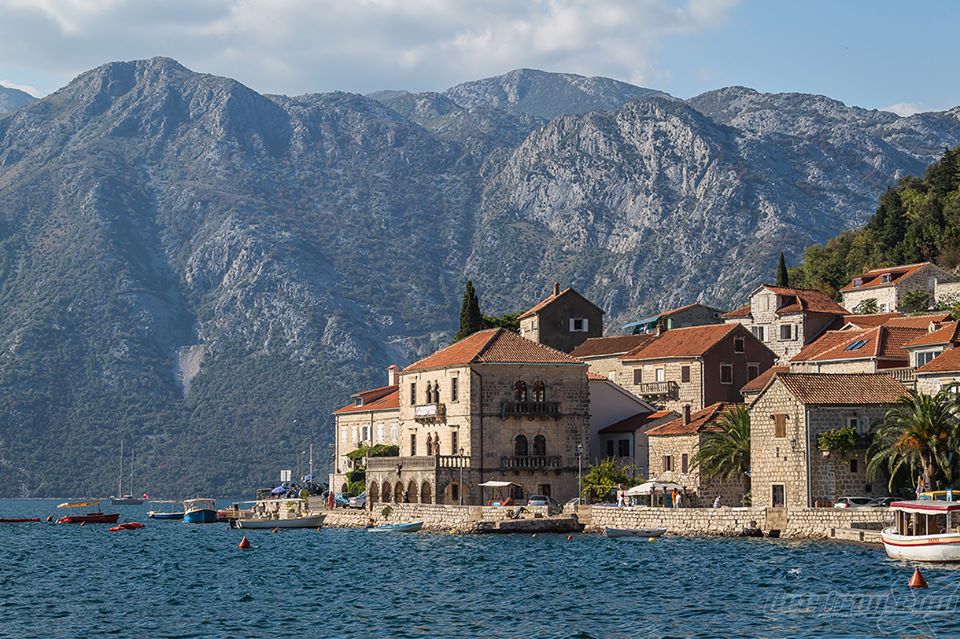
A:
909,567,928,589
566,534,573,541
238,535,251,549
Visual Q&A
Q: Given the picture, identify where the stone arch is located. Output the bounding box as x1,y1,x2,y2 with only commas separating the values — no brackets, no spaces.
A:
533,434,546,457
340,482,348,494
369,481,380,503
514,380,528,402
514,434,529,457
382,480,393,503
532,380,546,402
407,479,419,503
394,481,404,503
421,480,433,504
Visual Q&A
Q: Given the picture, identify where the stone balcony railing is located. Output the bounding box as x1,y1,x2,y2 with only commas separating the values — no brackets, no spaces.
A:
634,381,679,398
499,400,561,418
414,402,446,422
883,367,916,385
366,454,471,473
437,455,470,468
500,455,562,470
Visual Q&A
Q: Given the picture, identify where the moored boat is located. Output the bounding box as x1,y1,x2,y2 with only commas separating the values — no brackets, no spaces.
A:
183,498,218,524
881,500,960,562
147,500,185,520
605,527,666,538
366,521,423,533
55,500,120,525
237,514,325,529
109,440,144,505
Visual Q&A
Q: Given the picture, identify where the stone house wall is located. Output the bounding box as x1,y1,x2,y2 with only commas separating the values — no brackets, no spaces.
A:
739,287,845,360
842,264,954,313
581,354,628,384
661,305,725,330
620,358,705,411
648,432,746,507
330,407,401,493
841,286,898,314
526,294,603,353
917,372,960,395
935,280,960,305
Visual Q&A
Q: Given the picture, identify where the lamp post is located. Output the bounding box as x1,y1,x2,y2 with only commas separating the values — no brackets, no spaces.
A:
459,447,465,506
577,442,583,503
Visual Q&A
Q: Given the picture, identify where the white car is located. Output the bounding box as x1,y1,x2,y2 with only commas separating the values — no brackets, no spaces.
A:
348,491,367,509
834,496,872,509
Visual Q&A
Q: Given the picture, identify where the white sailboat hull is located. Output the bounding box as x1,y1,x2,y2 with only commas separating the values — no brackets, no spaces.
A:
881,527,960,562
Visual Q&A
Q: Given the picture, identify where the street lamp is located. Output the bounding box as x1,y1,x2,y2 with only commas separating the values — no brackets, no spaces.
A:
459,447,465,506
577,442,583,503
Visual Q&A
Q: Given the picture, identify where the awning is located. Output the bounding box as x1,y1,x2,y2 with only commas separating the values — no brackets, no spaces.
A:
625,481,682,496
270,485,290,495
622,316,660,331
478,481,520,488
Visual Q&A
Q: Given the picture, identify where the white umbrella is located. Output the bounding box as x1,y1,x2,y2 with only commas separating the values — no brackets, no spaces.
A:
625,481,683,496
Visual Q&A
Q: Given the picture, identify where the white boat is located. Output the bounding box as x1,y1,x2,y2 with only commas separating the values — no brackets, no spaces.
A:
237,514,325,529
366,521,424,533
605,527,666,538
147,500,184,520
110,440,143,505
881,500,960,562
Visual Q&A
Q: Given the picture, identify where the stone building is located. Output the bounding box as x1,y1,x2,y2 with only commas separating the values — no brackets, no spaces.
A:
518,282,604,353
749,372,907,509
839,262,956,313
618,323,776,413
902,319,959,370
364,328,589,507
623,303,726,335
788,325,924,374
329,366,401,493
645,403,747,507
597,409,677,479
916,348,960,394
723,285,848,360
570,334,656,385
740,365,789,404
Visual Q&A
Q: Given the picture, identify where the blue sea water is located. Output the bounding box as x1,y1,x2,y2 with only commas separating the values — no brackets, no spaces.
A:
1,499,958,639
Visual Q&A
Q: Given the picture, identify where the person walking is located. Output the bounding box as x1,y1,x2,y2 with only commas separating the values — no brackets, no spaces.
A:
713,495,722,509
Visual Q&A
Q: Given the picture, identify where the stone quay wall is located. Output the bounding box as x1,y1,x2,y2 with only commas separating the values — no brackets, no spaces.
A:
321,504,551,531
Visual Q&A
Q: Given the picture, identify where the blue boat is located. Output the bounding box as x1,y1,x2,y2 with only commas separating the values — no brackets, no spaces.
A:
147,500,184,520
182,498,218,524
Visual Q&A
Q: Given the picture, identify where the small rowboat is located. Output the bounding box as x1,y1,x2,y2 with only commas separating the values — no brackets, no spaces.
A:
0,518,40,523
237,514,325,529
55,500,120,525
366,521,424,533
147,500,184,520
604,527,666,538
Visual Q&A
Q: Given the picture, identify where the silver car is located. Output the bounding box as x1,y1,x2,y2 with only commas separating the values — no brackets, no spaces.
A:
833,496,872,509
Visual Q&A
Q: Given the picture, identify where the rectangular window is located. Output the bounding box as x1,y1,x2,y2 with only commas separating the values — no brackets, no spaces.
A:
747,363,760,380
410,382,416,406
569,318,589,332
340,427,347,443
377,424,384,443
362,426,369,443
681,453,689,473
916,351,940,367
606,440,615,457
451,430,459,455
734,336,745,353
607,371,616,382
720,363,733,384
451,377,459,402
772,484,786,508
410,433,417,456
656,368,665,382
663,455,673,472
633,369,642,385
846,416,859,430
773,414,787,438
751,326,766,341
681,366,691,383
850,459,858,473
779,324,794,341
538,484,552,497
618,439,630,457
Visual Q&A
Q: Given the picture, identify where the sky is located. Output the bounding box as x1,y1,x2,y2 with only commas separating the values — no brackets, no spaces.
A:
0,0,957,115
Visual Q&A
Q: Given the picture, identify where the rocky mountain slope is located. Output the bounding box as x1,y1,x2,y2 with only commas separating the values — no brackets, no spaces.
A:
1,58,958,496
0,86,36,113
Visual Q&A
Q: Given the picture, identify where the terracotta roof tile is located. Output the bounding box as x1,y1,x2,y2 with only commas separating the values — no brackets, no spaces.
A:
843,312,903,328
518,287,604,320
587,372,608,381
722,304,752,319
334,386,400,414
916,348,960,374
571,334,656,358
621,324,742,361
902,321,960,348
791,331,856,362
840,262,931,292
645,403,740,437
764,286,849,315
791,326,923,362
741,366,789,394
598,410,678,434
772,373,907,404
404,328,584,372
883,313,953,329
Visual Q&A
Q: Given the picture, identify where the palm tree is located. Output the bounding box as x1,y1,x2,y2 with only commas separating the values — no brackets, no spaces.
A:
867,390,960,492
693,406,751,499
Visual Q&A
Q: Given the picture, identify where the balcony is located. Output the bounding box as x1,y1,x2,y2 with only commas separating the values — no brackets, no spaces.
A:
499,401,561,419
437,455,470,468
635,381,679,398
883,367,916,386
501,455,562,470
414,402,446,423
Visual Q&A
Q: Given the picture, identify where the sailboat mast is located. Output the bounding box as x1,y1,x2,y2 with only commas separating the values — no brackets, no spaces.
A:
118,439,124,496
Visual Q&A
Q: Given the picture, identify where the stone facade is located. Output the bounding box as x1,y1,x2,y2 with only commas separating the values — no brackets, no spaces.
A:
330,407,401,493
841,263,956,313
580,354,626,384
749,379,892,508
917,372,960,395
519,285,603,353
647,431,745,507
935,280,960,306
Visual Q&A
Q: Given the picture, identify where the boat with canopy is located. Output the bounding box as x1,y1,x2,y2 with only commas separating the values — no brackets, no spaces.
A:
234,499,325,529
183,498,218,524
881,500,960,562
146,500,185,520
55,500,120,524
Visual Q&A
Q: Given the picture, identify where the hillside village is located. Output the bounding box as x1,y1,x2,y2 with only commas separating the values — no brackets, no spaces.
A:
330,261,960,511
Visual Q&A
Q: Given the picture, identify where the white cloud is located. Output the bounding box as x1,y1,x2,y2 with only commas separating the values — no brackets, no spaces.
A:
0,0,741,96
0,79,41,96
881,102,924,117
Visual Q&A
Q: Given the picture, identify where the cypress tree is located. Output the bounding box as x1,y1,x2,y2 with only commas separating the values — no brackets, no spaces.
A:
776,252,789,287
454,281,484,341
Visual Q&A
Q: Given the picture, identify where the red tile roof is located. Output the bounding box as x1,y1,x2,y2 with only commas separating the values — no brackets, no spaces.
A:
587,372,608,381
334,386,400,414
571,334,656,359
843,312,903,328
620,324,742,361
518,287,604,320
883,312,953,329
791,331,855,362
721,304,752,319
770,373,907,405
598,410,677,433
645,403,740,437
790,326,924,363
916,348,960,374
764,286,848,315
902,321,960,348
404,328,584,372
840,262,931,292
741,366,789,394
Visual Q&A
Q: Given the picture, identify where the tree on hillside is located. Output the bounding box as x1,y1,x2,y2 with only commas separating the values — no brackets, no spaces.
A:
454,281,484,342
692,406,751,502
483,312,521,331
901,290,932,314
776,253,789,287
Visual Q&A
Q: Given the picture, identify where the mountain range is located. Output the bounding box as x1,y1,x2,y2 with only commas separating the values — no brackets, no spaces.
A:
1,58,958,496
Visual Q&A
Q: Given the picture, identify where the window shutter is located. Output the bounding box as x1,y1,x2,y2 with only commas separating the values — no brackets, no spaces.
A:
773,414,787,438
681,366,690,383
582,318,589,331
633,369,642,385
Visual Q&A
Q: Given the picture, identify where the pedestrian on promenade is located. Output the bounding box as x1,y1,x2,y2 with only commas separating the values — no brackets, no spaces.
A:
676,491,683,508
617,485,624,507
671,488,678,508
713,495,722,508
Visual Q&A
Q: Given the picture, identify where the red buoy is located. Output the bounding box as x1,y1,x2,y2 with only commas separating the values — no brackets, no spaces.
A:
46,516,53,522
271,527,279,533
566,534,573,541
238,535,251,549
909,567,928,589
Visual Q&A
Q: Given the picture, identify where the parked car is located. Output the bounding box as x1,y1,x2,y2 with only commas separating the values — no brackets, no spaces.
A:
919,490,958,501
348,491,367,509
865,497,896,508
526,495,559,508
333,492,350,508
833,496,872,509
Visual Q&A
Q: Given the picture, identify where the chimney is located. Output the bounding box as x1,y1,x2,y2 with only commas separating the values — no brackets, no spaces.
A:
387,364,400,386
682,405,691,425
553,281,561,296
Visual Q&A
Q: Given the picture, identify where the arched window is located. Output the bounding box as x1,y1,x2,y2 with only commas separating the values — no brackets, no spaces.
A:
532,381,546,403
533,434,546,457
394,481,404,503
425,382,434,404
432,383,441,404
426,433,433,457
420,481,433,504
514,381,528,402
382,480,393,503
514,434,528,457
369,482,380,503
406,480,419,503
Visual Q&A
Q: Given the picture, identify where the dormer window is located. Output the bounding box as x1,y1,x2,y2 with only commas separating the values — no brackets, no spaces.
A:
853,277,863,288
354,397,362,407
570,318,589,332
881,273,892,283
